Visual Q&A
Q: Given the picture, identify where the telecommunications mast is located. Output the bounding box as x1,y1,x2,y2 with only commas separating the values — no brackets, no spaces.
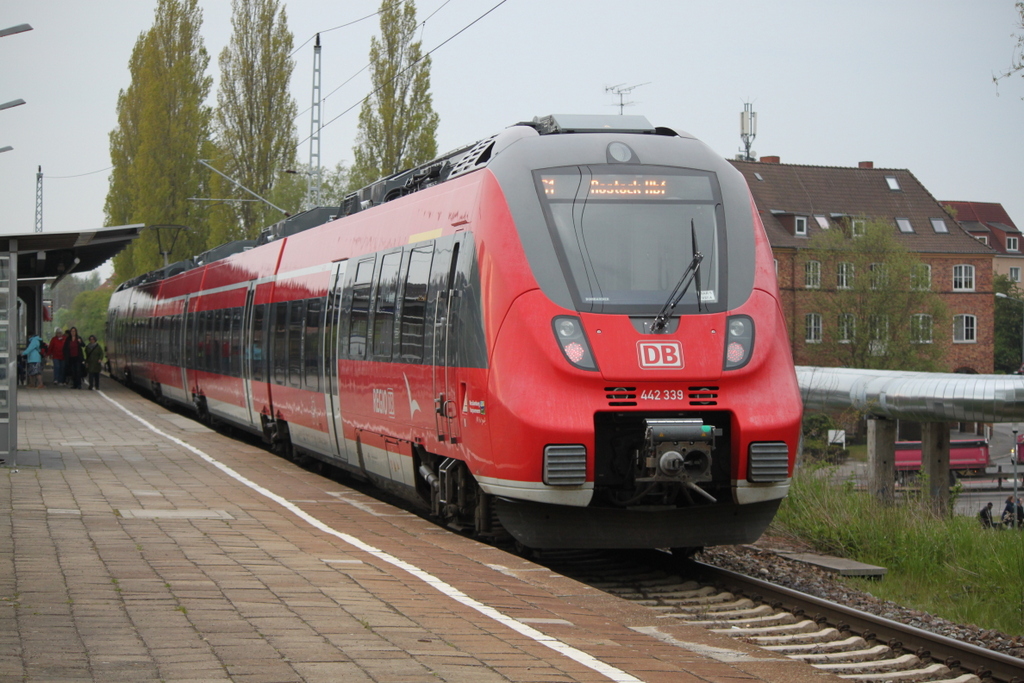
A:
605,82,650,115
739,102,757,161
306,33,323,210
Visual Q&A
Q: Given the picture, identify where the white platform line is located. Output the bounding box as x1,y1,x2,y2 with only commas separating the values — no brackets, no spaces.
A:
99,391,641,683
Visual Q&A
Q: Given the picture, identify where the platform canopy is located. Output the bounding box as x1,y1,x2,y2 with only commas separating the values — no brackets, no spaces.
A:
0,223,144,284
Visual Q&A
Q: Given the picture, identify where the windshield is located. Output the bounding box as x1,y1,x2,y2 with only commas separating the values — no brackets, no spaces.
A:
536,166,724,314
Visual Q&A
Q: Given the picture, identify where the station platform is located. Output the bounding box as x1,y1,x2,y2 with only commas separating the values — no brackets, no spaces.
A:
1,379,831,683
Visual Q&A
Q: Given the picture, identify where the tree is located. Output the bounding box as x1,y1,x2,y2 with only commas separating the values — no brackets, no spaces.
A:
210,0,298,244
993,274,1024,373
995,2,1024,91
349,0,439,191
105,0,213,282
801,219,947,371
56,289,114,346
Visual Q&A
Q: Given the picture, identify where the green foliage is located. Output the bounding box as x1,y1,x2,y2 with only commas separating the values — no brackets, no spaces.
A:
349,0,439,190
105,0,213,283
801,413,846,464
55,289,113,346
45,273,101,318
211,0,298,241
802,218,947,371
993,274,1024,373
774,466,1024,635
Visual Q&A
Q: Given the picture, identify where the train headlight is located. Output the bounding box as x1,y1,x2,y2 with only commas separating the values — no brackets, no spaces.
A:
552,316,597,371
723,314,754,370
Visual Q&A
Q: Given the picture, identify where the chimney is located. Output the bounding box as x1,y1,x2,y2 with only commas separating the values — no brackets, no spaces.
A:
759,156,780,164
858,161,874,169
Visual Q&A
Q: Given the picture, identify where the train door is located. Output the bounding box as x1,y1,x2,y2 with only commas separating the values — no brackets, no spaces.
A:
241,283,261,428
431,234,465,444
324,260,348,461
179,296,191,394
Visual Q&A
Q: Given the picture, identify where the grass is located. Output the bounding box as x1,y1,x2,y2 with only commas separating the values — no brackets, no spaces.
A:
771,463,1024,636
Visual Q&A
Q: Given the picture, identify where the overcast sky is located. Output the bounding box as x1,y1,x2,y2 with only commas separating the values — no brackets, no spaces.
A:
1,0,1022,279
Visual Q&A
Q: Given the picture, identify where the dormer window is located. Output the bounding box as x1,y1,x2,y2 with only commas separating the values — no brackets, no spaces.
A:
976,235,989,245
1008,236,1019,252
851,219,866,237
814,215,829,229
885,176,901,191
795,216,808,236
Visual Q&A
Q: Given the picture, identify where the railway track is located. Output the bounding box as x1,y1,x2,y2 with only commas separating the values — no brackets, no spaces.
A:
535,549,1023,683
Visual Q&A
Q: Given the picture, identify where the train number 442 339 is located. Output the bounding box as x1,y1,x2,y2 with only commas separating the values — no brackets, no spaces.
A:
640,389,685,401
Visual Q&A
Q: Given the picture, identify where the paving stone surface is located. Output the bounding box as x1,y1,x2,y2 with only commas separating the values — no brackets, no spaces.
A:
0,379,834,682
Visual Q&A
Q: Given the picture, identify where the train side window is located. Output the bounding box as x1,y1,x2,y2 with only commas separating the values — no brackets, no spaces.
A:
373,252,402,359
251,304,266,382
273,301,287,385
400,246,433,363
231,308,242,377
219,309,230,375
288,299,304,388
305,298,322,391
195,310,207,371
349,257,375,359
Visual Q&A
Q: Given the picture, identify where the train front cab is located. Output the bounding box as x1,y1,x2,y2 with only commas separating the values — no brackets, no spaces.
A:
477,125,803,549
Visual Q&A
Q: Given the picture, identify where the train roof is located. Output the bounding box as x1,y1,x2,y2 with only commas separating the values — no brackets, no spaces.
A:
118,114,685,291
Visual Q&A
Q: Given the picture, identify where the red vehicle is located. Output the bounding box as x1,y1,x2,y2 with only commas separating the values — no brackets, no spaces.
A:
895,439,990,477
107,114,802,550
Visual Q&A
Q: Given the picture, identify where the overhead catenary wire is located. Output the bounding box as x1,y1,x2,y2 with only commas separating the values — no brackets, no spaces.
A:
296,0,509,149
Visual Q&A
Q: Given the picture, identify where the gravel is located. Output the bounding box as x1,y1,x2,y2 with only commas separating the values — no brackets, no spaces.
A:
696,535,1024,661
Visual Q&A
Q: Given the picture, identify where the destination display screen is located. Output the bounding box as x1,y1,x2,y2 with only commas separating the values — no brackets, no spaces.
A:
540,172,714,202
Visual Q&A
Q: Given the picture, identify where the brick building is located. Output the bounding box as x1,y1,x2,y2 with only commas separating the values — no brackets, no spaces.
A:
729,158,994,373
942,200,1024,286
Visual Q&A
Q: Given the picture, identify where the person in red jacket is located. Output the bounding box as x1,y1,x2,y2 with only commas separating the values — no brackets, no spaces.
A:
48,327,65,385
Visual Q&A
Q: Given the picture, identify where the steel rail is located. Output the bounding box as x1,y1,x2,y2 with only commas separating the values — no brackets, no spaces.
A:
693,561,1024,683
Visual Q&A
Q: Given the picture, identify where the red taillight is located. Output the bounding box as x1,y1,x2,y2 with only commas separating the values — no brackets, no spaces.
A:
553,316,597,371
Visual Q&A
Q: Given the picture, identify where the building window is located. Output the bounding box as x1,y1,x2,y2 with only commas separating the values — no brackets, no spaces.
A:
1007,236,1019,252
930,217,949,234
896,218,914,233
911,263,931,290
885,176,901,191
774,258,778,275
869,262,887,290
911,314,933,344
795,216,808,236
953,264,975,292
838,313,855,344
804,260,821,288
954,314,977,343
805,313,822,343
851,219,866,237
976,235,989,245
869,315,889,356
837,262,854,289
1011,267,1021,283
814,215,829,229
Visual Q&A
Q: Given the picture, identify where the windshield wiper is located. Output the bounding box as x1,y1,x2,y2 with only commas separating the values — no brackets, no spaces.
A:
651,220,703,332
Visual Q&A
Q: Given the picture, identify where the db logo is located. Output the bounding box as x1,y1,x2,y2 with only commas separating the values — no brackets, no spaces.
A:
637,341,684,369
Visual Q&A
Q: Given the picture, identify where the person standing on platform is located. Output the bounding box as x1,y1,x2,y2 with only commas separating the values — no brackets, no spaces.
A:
21,330,45,389
84,335,104,390
64,326,85,389
48,327,65,385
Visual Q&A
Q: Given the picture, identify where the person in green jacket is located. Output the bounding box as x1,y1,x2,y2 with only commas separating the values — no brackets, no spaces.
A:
84,335,104,391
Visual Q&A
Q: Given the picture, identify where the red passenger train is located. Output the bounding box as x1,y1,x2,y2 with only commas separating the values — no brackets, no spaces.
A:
107,114,803,550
